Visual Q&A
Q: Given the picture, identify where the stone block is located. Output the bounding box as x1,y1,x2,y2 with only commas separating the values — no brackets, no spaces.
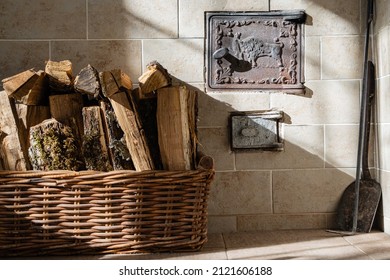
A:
321,36,363,80
270,80,360,125
0,0,86,39
271,0,360,36
374,0,390,32
208,216,237,233
305,36,321,81
197,127,235,171
272,168,354,213
143,39,203,83
378,124,390,172
88,0,178,39
179,0,269,37
0,41,49,81
198,92,270,127
376,27,390,78
51,40,142,82
378,76,390,123
208,171,272,215
325,125,359,168
237,214,327,231
235,125,324,170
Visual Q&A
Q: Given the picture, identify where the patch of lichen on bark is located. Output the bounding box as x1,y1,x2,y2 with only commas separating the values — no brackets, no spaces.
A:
82,131,112,172
28,121,85,171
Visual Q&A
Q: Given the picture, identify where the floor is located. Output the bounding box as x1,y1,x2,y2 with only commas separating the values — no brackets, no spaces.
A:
94,229,390,260
5,229,390,260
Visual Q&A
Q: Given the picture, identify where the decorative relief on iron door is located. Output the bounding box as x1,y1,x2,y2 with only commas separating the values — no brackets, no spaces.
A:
206,11,306,92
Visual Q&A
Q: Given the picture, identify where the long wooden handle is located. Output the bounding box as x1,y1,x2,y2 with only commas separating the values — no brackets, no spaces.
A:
361,61,375,179
352,0,374,233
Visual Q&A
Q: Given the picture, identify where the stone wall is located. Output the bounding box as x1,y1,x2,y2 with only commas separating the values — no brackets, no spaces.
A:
0,0,377,233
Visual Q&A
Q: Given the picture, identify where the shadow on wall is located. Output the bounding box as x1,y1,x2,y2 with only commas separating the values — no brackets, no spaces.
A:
195,85,380,233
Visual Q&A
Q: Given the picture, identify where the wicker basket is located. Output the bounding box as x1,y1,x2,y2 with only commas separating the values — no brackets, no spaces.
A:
0,167,214,257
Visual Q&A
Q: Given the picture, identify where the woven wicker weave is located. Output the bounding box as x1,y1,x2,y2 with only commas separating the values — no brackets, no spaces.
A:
0,168,214,257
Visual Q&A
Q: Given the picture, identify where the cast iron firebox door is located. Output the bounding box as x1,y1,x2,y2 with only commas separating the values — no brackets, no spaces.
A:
206,10,306,93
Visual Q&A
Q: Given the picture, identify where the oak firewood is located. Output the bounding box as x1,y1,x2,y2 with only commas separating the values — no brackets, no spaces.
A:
74,64,102,99
82,106,113,171
111,69,133,91
99,71,119,98
14,103,51,151
157,85,197,171
138,61,171,99
0,90,29,170
2,69,48,105
45,60,74,92
28,118,84,171
100,101,134,170
99,69,132,99
108,91,154,171
49,93,84,139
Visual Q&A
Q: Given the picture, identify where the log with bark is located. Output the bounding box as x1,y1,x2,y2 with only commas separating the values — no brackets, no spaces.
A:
100,101,134,170
100,69,154,171
74,64,102,99
28,118,84,171
157,85,197,171
82,106,113,171
108,91,154,171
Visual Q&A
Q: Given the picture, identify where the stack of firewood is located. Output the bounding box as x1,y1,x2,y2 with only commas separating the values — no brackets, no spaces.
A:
0,60,198,172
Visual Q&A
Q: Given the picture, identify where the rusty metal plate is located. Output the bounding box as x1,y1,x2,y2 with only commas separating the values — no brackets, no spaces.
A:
230,111,283,150
206,11,306,92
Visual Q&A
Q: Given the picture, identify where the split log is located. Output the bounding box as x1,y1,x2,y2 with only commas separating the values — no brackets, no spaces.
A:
108,91,154,171
100,101,134,170
28,118,84,171
136,95,163,170
99,71,119,98
157,85,197,171
0,90,29,170
14,103,51,150
82,106,113,171
111,69,132,91
49,93,84,139
1,69,48,105
45,60,73,92
99,69,132,98
74,64,101,99
138,61,171,99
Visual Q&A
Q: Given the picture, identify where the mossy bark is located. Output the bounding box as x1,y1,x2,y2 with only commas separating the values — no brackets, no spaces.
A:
82,106,113,171
28,118,85,171
100,101,134,170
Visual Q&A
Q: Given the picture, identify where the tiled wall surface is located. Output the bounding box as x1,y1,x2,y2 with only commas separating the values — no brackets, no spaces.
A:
375,0,390,234
1,0,384,233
